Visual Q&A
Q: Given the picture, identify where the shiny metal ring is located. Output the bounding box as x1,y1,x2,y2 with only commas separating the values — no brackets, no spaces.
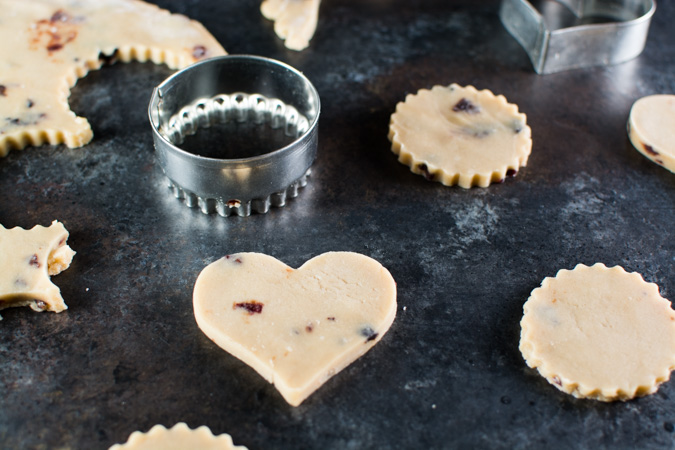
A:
148,55,320,217
500,0,656,74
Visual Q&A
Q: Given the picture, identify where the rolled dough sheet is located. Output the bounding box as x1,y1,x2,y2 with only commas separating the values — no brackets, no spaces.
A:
0,0,226,155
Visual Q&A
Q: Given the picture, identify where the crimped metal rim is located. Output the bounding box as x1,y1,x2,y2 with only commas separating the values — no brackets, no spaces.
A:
148,55,320,167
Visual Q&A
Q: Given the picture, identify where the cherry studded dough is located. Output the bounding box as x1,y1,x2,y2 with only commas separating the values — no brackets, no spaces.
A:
0,0,226,155
520,263,675,401
627,94,675,174
388,84,532,188
193,252,397,406
0,221,75,318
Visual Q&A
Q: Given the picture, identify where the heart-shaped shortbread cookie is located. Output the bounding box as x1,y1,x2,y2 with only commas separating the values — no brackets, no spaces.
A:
193,252,397,406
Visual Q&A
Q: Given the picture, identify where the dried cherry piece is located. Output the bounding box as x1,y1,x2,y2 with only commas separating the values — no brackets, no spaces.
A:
360,326,378,342
643,144,659,156
29,254,41,268
192,45,207,59
234,300,264,315
453,98,479,114
417,163,435,181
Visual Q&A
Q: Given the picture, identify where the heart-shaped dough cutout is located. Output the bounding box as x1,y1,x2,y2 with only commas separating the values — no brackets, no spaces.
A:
193,252,397,406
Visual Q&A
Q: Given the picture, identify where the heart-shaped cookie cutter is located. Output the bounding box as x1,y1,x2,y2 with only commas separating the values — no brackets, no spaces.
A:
148,55,320,217
499,0,656,74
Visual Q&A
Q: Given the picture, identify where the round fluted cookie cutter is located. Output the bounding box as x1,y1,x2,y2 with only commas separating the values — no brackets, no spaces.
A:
148,55,320,217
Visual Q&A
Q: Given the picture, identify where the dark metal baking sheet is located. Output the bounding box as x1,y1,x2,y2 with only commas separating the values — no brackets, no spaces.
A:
1,0,674,448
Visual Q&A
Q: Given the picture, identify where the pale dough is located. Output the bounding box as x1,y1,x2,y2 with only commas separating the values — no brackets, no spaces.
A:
628,94,675,174
0,220,75,318
193,252,397,406
520,263,675,401
261,0,321,51
0,0,226,155
109,423,247,450
388,84,532,188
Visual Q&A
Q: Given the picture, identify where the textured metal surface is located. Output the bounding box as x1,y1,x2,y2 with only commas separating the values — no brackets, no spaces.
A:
500,0,655,73
165,169,310,217
149,55,320,217
0,0,674,448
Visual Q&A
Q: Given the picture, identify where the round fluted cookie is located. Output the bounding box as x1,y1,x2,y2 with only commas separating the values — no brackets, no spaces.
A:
628,94,675,174
109,423,247,450
388,84,532,188
520,263,675,401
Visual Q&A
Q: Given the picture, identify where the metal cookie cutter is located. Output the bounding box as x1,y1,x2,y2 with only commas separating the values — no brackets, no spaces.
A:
499,0,656,74
148,55,320,217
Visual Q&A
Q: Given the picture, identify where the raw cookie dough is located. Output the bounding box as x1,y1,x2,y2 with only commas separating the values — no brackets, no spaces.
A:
0,0,226,155
261,0,321,51
520,263,675,401
109,423,247,450
627,94,675,174
193,252,397,406
388,84,532,188
0,220,75,318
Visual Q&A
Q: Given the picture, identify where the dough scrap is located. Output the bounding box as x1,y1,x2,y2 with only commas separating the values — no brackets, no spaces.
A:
628,94,675,174
388,84,532,188
0,0,226,156
0,220,75,318
109,423,247,450
261,0,321,51
193,252,397,406
520,263,675,401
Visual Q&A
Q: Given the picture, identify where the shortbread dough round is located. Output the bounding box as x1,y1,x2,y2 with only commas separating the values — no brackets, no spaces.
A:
388,84,532,188
628,94,675,174
520,263,675,401
109,423,247,450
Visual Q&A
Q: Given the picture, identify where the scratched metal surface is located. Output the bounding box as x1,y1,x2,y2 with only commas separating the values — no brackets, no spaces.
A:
1,0,674,448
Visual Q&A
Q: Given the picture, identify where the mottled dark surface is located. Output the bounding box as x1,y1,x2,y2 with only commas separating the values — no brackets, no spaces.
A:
1,1,675,449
